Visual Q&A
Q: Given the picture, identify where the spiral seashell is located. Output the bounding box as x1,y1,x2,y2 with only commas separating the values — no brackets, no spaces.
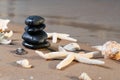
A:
16,59,33,68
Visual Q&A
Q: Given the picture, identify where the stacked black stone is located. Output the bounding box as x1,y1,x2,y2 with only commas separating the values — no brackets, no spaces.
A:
22,16,50,49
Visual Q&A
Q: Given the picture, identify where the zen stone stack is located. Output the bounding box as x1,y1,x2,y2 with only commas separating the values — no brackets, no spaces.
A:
22,16,50,49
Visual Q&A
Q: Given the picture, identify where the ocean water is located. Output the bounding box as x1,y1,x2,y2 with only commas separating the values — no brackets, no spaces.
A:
0,0,120,45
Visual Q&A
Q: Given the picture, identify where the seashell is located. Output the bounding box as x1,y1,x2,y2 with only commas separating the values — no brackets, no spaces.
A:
109,52,120,60
15,48,28,55
93,41,120,59
79,72,92,80
16,59,33,68
0,19,10,31
4,30,13,38
63,43,80,51
0,39,11,44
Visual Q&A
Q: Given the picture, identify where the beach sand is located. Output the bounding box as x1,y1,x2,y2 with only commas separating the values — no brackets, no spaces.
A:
0,23,119,80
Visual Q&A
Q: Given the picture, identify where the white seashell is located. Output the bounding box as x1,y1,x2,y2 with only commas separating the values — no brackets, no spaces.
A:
58,36,77,42
0,39,11,44
93,41,120,58
4,30,13,38
58,46,67,52
16,59,32,68
63,43,80,51
79,72,92,80
0,19,10,31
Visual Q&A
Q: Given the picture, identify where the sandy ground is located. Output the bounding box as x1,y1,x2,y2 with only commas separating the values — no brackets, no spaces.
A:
0,23,119,80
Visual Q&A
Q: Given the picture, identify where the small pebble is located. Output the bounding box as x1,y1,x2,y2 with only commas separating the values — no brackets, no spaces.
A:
15,48,28,55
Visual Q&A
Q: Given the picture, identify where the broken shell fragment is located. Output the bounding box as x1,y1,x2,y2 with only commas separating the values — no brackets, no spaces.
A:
109,52,120,60
15,48,28,55
63,43,80,51
4,30,13,38
16,59,33,68
0,19,10,31
0,39,11,44
79,72,92,80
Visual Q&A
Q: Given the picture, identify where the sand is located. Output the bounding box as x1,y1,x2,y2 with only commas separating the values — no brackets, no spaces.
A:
0,23,119,80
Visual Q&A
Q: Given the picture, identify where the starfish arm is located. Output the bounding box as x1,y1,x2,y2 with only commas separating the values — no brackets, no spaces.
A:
57,33,70,37
83,51,103,58
58,46,67,52
92,45,103,51
58,36,77,42
35,50,46,58
56,54,75,69
47,33,53,38
52,33,58,43
35,50,68,59
75,55,105,65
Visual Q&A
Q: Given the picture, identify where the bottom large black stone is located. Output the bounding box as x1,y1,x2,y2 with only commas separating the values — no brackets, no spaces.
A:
22,41,50,49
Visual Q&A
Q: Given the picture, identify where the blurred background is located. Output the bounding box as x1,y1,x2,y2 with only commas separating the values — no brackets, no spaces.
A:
0,0,120,45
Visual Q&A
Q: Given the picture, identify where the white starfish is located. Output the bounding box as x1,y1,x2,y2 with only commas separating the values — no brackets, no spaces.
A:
35,46,104,70
0,19,10,31
47,32,77,43
92,41,120,58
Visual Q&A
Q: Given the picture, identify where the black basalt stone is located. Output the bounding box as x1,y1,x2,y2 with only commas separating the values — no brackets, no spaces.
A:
25,24,46,34
25,16,45,26
22,41,50,49
22,16,50,49
22,31,47,44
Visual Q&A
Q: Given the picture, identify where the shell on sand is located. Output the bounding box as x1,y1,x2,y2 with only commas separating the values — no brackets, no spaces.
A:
0,19,10,31
63,43,80,51
16,59,33,68
79,72,92,80
0,31,13,44
109,52,120,60
93,41,120,60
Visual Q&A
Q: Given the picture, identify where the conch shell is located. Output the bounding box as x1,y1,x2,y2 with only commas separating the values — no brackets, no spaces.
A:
93,41,120,60
109,52,120,60
16,59,33,68
63,43,80,51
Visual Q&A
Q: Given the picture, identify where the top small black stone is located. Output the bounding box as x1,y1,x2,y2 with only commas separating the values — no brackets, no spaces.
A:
25,15,45,26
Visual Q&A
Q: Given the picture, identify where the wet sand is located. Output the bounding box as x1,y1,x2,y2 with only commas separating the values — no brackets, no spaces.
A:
0,0,120,80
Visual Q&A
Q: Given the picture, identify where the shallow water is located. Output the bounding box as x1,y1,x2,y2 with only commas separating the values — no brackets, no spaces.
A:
0,0,120,45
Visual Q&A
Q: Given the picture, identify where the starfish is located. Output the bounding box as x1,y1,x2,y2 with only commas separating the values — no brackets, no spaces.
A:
93,41,120,60
47,32,77,43
0,19,10,32
35,46,104,70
